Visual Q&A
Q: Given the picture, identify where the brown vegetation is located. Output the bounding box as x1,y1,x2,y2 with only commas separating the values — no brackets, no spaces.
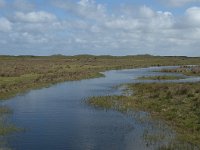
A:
160,65,200,76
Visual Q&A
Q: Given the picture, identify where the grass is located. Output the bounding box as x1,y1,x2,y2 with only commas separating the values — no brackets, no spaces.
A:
87,82,200,147
0,106,20,136
0,124,20,136
1,55,200,100
138,75,185,80
160,65,200,76
0,106,12,115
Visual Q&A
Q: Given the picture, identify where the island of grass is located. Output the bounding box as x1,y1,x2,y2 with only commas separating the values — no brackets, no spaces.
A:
87,82,200,147
160,65,200,76
138,75,185,80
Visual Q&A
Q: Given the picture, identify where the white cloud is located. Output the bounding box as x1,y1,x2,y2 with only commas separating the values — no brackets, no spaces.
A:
185,7,200,26
77,0,106,19
15,11,57,23
139,5,155,18
105,6,173,31
0,0,200,56
0,17,12,32
53,0,106,21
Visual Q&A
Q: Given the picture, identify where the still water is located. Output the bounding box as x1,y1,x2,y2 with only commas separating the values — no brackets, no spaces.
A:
1,66,200,150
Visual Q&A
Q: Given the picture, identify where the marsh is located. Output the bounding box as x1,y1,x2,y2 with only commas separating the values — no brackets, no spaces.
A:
1,66,200,150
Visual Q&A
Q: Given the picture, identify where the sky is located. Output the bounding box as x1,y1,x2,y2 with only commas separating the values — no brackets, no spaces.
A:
0,0,200,56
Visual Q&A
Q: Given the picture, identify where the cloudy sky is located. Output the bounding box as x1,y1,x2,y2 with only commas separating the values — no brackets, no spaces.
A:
0,0,200,56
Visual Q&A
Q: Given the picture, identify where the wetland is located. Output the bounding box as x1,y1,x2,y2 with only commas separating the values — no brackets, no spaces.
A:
0,55,200,150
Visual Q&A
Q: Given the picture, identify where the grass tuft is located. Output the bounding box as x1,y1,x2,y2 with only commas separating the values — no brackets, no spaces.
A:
138,75,184,80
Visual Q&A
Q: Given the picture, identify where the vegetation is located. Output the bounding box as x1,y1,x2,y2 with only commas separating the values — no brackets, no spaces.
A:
0,106,12,115
138,75,184,80
1,55,200,100
87,82,200,147
160,65,200,76
0,124,20,136
0,106,19,135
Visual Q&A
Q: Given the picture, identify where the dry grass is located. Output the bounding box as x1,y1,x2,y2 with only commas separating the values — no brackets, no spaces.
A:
1,55,200,100
138,75,184,80
160,65,200,76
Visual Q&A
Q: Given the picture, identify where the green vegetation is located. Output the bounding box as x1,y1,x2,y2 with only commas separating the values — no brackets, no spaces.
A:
138,75,184,80
0,124,20,136
87,82,200,146
160,65,200,76
0,106,12,115
1,55,200,100
0,106,19,135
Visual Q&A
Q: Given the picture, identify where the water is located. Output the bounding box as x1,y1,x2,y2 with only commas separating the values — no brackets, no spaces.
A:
1,66,200,150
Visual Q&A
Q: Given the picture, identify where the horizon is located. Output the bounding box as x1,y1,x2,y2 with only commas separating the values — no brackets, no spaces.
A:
0,0,200,56
1,53,200,58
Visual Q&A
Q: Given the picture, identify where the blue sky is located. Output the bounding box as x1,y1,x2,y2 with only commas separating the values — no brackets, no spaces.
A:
0,0,200,56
